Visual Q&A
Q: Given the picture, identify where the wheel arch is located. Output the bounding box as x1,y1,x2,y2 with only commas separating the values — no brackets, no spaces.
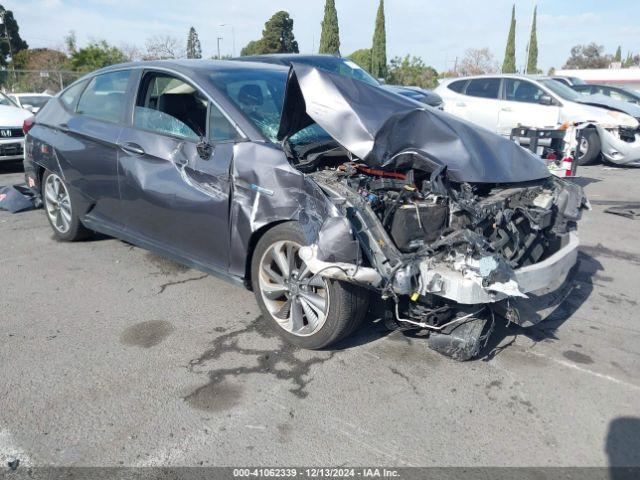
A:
243,219,291,290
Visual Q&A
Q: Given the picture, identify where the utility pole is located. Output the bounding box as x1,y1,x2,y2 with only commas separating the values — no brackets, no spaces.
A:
216,37,223,60
219,24,235,56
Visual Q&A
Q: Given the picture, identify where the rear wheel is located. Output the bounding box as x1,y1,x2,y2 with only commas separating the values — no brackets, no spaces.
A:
251,222,369,349
576,129,601,165
42,170,92,241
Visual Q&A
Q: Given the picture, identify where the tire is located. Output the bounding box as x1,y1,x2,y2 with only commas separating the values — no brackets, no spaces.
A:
576,129,601,166
41,170,92,241
251,221,369,349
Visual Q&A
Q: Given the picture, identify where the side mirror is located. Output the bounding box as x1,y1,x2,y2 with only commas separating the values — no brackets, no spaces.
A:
539,95,554,106
196,137,213,160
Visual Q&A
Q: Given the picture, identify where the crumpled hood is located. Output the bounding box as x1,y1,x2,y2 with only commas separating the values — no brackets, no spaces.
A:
277,64,550,183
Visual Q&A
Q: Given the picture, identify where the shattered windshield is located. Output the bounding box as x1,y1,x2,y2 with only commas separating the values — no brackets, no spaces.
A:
209,68,331,146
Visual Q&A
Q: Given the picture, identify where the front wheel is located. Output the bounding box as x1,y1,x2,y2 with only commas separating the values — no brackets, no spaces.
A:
42,170,92,241
251,222,369,349
576,129,601,166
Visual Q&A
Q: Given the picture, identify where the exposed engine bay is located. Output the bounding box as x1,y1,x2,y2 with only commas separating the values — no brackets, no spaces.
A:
276,63,588,360
290,147,587,360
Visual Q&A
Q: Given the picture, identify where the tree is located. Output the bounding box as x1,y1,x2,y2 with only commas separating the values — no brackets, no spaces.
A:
563,43,612,69
348,48,372,72
386,55,438,89
0,5,29,67
459,48,499,76
240,40,263,56
186,27,202,59
70,40,129,72
240,11,299,56
144,35,185,60
319,0,340,55
502,4,516,73
10,48,70,91
614,46,622,63
526,6,538,74
370,0,387,79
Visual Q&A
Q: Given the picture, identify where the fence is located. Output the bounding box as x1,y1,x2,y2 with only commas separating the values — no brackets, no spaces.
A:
0,69,84,95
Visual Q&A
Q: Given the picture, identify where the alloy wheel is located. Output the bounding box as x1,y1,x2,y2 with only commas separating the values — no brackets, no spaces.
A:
44,173,72,234
258,240,329,336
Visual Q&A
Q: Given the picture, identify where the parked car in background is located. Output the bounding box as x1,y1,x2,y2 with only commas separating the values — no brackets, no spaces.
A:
551,76,586,87
571,84,640,105
23,60,586,360
0,92,33,162
234,54,443,108
8,93,53,113
435,74,640,165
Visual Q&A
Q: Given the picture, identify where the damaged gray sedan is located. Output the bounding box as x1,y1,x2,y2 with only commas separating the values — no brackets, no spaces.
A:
23,60,588,360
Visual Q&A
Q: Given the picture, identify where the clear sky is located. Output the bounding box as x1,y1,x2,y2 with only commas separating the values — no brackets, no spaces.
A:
9,0,640,72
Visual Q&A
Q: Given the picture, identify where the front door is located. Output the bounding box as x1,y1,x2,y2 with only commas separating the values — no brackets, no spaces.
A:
498,78,561,135
117,71,242,270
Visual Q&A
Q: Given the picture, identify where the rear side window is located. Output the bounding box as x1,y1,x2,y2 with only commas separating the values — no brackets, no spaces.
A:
60,81,88,110
77,70,131,123
466,78,501,99
448,80,467,93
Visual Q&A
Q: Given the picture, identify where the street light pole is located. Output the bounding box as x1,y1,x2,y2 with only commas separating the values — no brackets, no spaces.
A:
216,37,223,60
219,24,235,57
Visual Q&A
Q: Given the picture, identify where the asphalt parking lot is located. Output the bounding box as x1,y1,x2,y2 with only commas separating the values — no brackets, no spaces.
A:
1,161,639,468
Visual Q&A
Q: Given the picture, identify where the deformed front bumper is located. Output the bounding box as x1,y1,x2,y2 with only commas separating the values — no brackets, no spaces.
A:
597,125,640,166
418,232,580,305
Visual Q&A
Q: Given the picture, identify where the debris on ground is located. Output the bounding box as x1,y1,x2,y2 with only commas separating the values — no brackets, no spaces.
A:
0,184,42,213
604,203,640,219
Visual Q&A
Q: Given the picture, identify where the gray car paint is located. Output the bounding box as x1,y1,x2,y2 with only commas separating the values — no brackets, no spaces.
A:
24,59,557,292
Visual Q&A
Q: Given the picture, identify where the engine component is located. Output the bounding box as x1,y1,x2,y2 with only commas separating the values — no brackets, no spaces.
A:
389,201,447,252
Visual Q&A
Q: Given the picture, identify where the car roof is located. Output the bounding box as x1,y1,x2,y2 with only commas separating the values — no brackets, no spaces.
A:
11,92,52,97
441,74,552,84
92,59,290,78
235,53,341,64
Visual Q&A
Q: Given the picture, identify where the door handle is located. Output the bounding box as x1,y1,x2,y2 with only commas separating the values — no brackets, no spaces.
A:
119,142,145,156
501,107,513,112
456,102,466,107
59,123,70,133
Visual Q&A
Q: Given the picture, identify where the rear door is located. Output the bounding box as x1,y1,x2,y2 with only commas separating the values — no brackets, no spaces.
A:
55,70,133,227
498,78,561,135
457,78,502,131
116,70,242,270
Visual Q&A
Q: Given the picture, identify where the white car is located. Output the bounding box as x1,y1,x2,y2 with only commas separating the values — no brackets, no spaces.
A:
7,92,52,113
435,74,640,165
0,93,33,162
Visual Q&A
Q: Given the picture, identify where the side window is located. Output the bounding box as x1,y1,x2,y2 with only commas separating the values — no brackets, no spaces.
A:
134,73,208,141
608,89,632,102
504,79,546,103
465,78,500,99
209,103,241,142
76,71,131,123
60,80,88,110
448,80,468,94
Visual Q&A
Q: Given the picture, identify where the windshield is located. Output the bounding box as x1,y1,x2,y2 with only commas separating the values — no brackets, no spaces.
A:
19,95,50,109
539,79,582,102
0,93,18,107
209,68,332,146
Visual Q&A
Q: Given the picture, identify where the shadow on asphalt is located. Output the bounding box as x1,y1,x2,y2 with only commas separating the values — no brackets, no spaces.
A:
606,416,640,479
0,160,24,175
478,251,602,361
